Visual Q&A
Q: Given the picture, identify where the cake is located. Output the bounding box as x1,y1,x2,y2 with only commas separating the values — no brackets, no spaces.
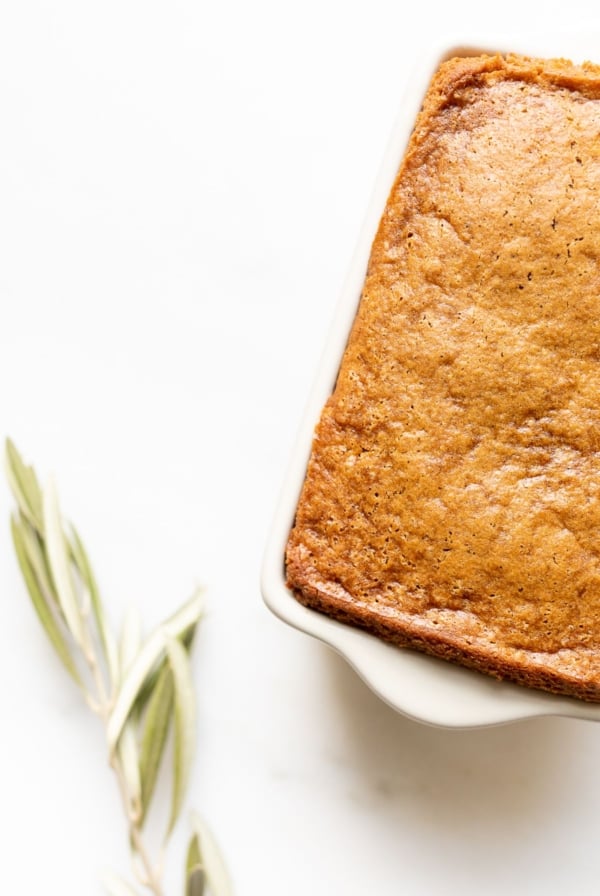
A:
286,53,600,702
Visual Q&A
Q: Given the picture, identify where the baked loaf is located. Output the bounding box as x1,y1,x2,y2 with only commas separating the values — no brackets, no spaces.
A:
286,53,600,702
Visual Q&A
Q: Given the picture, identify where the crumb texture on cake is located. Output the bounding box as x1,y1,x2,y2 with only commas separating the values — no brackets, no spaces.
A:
286,53,600,702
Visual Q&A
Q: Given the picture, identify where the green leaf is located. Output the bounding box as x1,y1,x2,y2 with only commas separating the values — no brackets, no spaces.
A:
132,655,167,715
107,632,168,754
118,721,142,820
134,623,196,713
165,636,196,838
10,514,81,685
139,662,174,824
186,832,202,877
186,866,206,896
70,525,119,688
5,439,43,531
42,477,85,647
189,812,234,896
18,514,60,611
102,872,142,896
186,833,206,896
107,590,203,753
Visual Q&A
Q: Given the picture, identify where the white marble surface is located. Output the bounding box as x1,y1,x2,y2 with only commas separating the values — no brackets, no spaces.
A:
1,2,600,894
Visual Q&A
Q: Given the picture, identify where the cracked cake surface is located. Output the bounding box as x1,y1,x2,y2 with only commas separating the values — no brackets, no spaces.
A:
286,52,600,701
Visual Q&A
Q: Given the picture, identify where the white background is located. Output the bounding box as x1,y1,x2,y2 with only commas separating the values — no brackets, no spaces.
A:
1,2,600,894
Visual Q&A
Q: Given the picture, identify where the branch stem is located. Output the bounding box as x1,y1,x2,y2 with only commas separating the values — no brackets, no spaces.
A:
111,754,164,895
82,605,163,895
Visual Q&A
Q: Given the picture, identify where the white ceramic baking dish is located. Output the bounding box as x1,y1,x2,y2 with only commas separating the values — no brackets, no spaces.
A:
261,34,600,728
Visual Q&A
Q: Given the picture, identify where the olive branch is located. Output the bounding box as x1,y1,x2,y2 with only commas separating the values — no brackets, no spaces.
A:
5,439,232,896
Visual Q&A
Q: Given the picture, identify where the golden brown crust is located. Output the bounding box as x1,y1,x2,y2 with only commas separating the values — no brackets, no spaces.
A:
286,53,600,703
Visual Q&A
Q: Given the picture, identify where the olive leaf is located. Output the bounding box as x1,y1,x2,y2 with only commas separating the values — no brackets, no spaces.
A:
186,832,205,896
6,443,230,896
189,812,234,896
43,477,85,648
118,722,142,820
5,438,43,531
70,524,119,688
134,621,196,712
139,662,174,824
10,514,82,685
187,867,206,896
186,832,202,877
166,636,196,838
107,633,167,754
107,591,203,753
17,511,64,615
